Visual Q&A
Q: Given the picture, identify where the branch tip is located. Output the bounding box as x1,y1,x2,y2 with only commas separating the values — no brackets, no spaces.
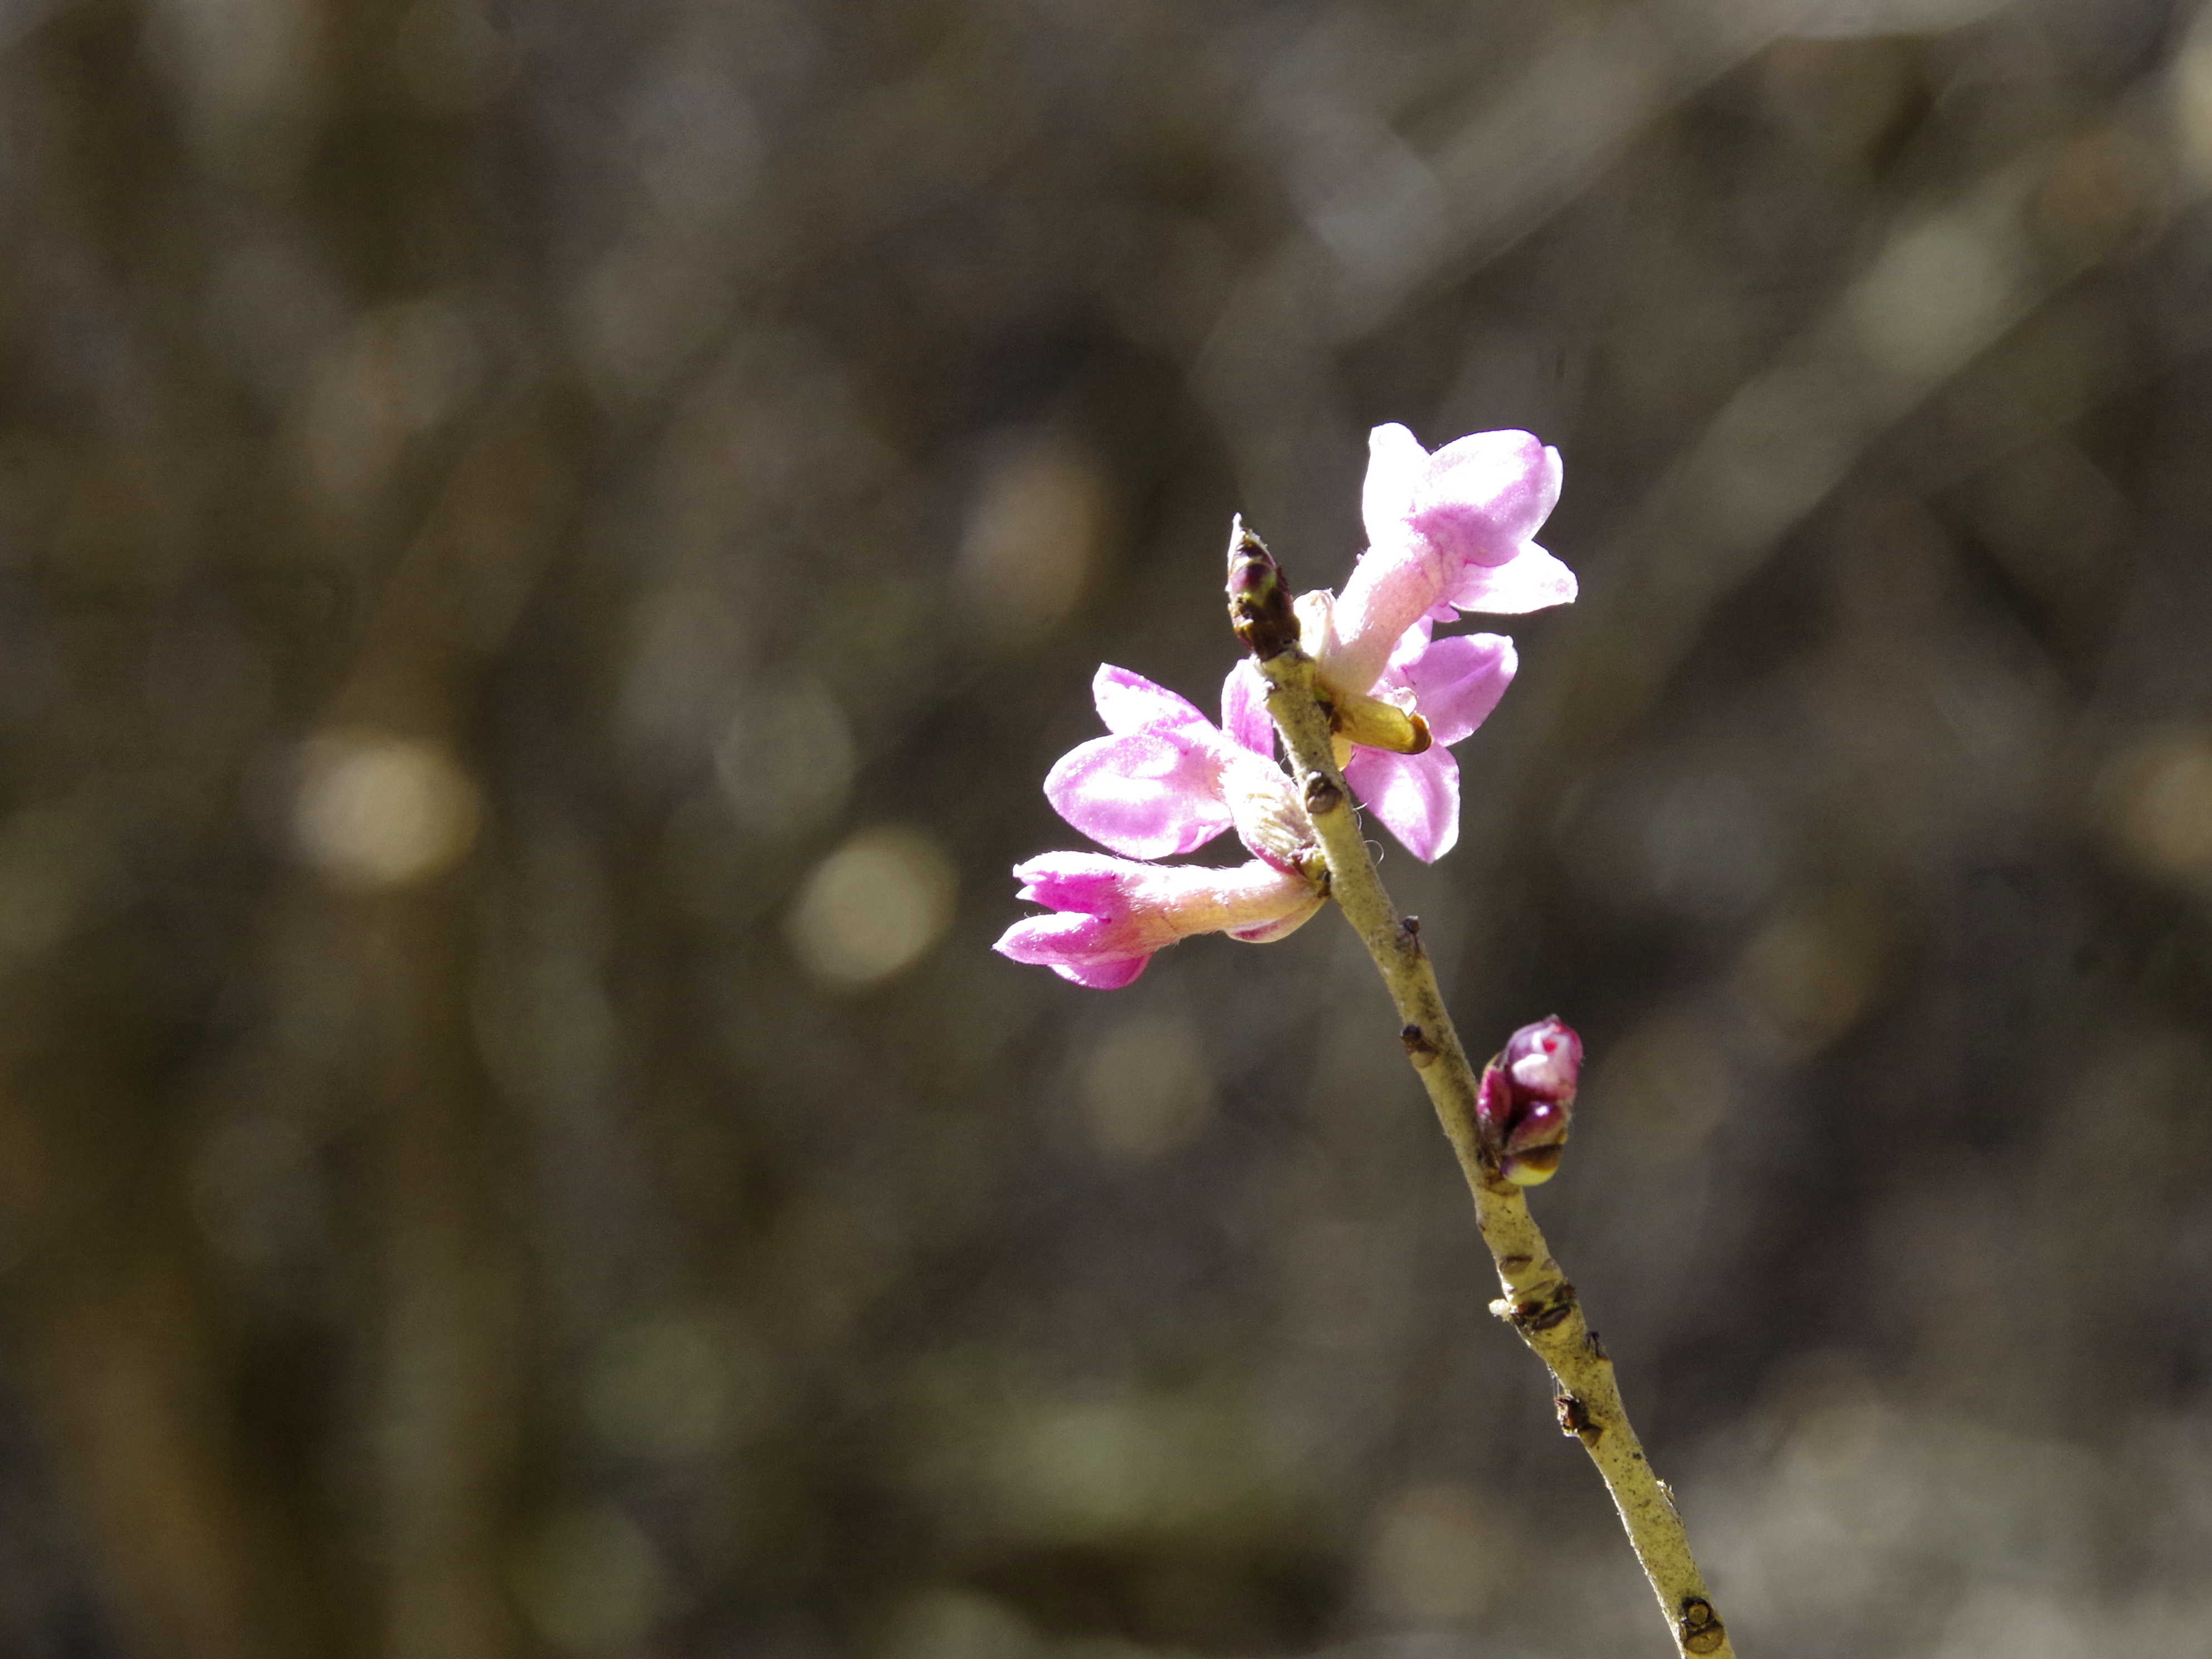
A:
1225,516,1300,660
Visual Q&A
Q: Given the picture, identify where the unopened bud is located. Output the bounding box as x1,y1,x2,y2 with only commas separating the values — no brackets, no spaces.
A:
1226,517,1300,661
1476,1015,1582,1184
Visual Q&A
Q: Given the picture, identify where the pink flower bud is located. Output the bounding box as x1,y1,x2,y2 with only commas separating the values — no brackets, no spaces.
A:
1476,1015,1583,1185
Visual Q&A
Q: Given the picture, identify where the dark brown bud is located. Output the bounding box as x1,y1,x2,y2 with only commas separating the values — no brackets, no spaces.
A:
1677,1598,1726,1655
1554,1393,1585,1433
1502,1285,1578,1333
1225,517,1300,661
1399,1023,1438,1061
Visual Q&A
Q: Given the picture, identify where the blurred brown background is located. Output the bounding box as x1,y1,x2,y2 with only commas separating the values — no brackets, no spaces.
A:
2,0,2211,1654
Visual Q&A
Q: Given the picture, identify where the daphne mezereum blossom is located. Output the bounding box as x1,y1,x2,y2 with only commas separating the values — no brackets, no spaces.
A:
996,851,1323,989
1476,1014,1583,1184
1038,663,1281,862
998,422,1573,985
1275,422,1575,863
1325,422,1574,691
993,664,1325,987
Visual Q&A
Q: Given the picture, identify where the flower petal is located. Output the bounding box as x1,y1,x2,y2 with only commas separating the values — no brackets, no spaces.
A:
994,911,1153,988
995,909,1112,964
1226,886,1326,943
1443,543,1577,615
1361,423,1430,549
1091,664,1210,735
1409,433,1561,568
1323,536,1458,695
1220,661,1274,758
1402,632,1516,746
1043,729,1233,859
1052,954,1150,989
1292,589,1341,663
1343,744,1460,862
1384,614,1434,675
1013,851,1130,913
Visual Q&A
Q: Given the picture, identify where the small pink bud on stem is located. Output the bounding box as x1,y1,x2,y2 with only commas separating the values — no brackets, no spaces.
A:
1476,1015,1583,1185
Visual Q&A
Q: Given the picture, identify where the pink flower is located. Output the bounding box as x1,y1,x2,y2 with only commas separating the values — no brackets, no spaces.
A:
1324,616,1517,864
995,851,1324,989
1043,663,1305,872
996,664,1325,988
1278,424,1573,864
1325,423,1573,691
1475,1015,1583,1184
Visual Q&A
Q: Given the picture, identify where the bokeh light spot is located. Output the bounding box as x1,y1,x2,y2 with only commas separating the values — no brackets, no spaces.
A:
1847,214,2016,383
292,729,482,891
508,1505,664,1653
787,827,956,988
0,802,106,966
982,1394,1281,1546
1598,1008,1735,1151
877,1588,1038,1659
955,431,1108,651
1363,1482,1512,1625
2102,729,2212,883
583,1312,735,1462
1078,1011,1214,1163
2175,2,2212,191
1732,899,1884,1053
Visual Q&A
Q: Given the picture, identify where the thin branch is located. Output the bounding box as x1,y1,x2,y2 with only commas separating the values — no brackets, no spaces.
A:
1235,525,1734,1659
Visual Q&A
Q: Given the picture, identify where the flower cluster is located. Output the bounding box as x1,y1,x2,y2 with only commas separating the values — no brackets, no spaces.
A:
995,664,1324,989
996,423,1574,988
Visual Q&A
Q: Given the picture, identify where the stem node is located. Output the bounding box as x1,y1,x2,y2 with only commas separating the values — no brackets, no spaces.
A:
1555,1393,1602,1445
1678,1600,1727,1656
